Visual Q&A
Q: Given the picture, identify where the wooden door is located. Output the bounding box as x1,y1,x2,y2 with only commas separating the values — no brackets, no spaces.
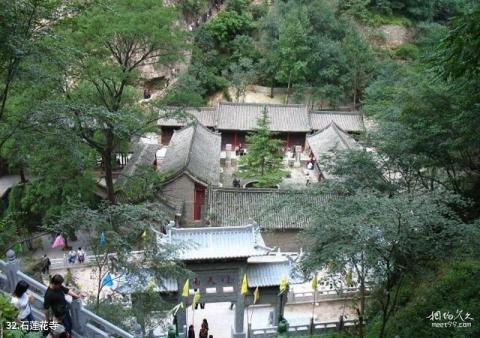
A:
193,183,206,221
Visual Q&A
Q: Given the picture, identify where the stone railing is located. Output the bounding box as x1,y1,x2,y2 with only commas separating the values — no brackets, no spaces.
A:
288,286,368,304
0,250,137,338
249,319,358,338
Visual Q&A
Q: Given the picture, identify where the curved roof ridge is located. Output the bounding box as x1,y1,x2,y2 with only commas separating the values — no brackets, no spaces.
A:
169,124,195,172
307,120,337,137
312,110,362,115
162,106,215,110
171,224,256,232
330,122,353,149
219,101,306,108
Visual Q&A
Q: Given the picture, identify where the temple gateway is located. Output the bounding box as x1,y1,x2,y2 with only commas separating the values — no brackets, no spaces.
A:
116,223,303,338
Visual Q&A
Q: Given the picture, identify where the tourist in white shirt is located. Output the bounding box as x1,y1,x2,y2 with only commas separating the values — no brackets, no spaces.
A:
11,280,34,323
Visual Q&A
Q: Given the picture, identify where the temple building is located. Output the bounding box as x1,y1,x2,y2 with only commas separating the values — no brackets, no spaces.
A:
158,102,364,151
158,123,221,223
115,223,302,338
305,122,360,180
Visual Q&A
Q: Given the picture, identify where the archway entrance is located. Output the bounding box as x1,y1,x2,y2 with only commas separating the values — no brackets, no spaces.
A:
155,224,297,338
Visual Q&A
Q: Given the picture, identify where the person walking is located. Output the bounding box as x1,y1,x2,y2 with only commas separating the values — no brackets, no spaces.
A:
77,247,85,264
187,325,195,338
67,250,76,264
199,326,208,338
11,281,34,325
41,254,51,274
202,319,209,331
43,274,80,334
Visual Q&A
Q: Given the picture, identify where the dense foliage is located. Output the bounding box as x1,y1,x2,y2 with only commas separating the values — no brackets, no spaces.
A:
298,4,480,338
1,0,479,337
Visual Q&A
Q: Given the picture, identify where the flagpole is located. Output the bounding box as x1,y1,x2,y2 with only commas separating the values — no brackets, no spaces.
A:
192,303,195,329
310,274,318,336
185,301,188,337
310,289,316,336
248,302,255,338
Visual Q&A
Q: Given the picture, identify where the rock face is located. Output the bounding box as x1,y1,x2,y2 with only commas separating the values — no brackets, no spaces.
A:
138,60,172,81
378,24,412,48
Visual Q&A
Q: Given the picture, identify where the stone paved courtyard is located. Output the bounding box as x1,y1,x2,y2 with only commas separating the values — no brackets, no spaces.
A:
220,152,318,189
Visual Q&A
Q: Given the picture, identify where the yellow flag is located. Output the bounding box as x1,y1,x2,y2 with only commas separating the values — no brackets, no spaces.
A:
241,274,248,295
253,287,260,304
172,302,184,315
141,230,147,240
345,270,352,287
311,274,318,291
147,277,156,291
182,279,189,297
279,275,288,292
192,291,201,308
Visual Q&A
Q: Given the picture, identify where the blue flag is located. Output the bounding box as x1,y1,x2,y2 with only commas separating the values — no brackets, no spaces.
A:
99,232,106,246
102,272,113,287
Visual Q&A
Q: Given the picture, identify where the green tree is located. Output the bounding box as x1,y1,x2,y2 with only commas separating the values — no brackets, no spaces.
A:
367,258,480,338
342,26,377,107
204,9,253,50
57,0,185,202
301,190,469,338
222,57,257,102
238,108,287,187
45,202,186,311
0,0,60,129
274,5,311,103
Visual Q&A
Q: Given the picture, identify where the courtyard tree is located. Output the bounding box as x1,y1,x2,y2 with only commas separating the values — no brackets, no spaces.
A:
57,0,186,202
342,26,377,107
45,202,187,314
238,108,287,187
274,5,311,103
0,0,61,127
222,57,257,102
301,189,468,338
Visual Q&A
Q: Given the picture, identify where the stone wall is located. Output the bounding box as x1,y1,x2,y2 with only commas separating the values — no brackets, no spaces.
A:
162,174,196,224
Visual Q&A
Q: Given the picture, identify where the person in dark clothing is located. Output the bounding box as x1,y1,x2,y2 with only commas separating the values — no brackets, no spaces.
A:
199,327,208,338
44,275,80,334
202,319,209,331
188,325,195,338
41,254,51,274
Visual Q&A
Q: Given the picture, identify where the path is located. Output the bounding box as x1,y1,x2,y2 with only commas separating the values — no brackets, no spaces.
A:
31,231,92,260
161,300,355,338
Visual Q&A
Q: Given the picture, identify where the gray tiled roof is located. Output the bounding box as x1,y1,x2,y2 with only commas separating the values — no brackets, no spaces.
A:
307,122,359,159
310,111,365,132
116,141,161,187
207,188,330,229
159,123,221,185
247,257,304,287
157,103,366,133
160,224,272,260
217,102,311,132
158,107,217,127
